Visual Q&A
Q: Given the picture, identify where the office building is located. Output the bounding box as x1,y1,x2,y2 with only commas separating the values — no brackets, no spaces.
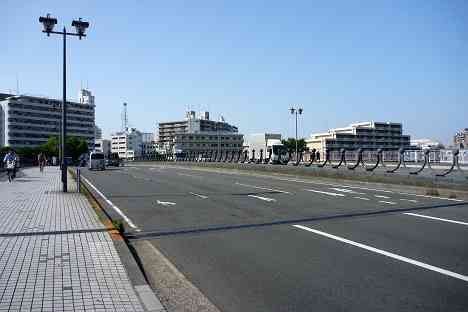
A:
158,111,243,154
306,121,410,154
94,125,102,140
110,128,142,160
0,90,95,148
453,128,468,148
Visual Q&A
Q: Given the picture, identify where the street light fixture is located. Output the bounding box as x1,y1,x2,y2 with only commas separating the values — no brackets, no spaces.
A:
39,14,90,192
289,106,303,160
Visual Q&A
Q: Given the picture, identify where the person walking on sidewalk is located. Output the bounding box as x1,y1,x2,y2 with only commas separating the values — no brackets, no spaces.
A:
3,149,17,182
38,152,47,173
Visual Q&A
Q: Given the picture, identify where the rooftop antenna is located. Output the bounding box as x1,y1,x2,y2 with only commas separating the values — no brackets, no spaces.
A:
122,102,128,131
16,75,20,95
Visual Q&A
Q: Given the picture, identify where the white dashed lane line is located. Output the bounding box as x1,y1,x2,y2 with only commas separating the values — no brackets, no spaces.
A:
354,196,370,201
235,182,291,194
304,189,345,197
404,213,468,226
400,198,419,203
293,224,468,282
189,192,208,199
247,195,276,202
374,195,390,199
379,201,397,205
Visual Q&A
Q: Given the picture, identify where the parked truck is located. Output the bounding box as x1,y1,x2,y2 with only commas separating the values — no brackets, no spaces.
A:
244,133,287,164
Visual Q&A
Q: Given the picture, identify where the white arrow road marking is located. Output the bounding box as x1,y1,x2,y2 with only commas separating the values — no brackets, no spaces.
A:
404,213,468,226
293,224,468,282
248,195,276,202
379,201,396,205
156,200,176,206
190,192,208,199
235,182,291,194
304,189,345,197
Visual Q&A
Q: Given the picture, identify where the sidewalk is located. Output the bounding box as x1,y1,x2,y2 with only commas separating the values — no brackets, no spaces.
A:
0,167,147,311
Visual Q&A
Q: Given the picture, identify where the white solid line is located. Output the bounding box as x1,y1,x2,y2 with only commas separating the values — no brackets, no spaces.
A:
404,213,468,226
354,196,370,201
189,192,208,199
247,195,276,202
81,176,139,230
235,182,291,194
374,195,390,199
400,198,418,203
379,201,396,205
292,224,468,282
304,189,345,197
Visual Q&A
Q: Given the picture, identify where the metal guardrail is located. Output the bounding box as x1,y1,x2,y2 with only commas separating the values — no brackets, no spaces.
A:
134,148,467,177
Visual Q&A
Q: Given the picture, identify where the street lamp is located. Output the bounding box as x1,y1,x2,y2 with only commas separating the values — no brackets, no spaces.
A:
289,107,303,159
39,13,90,192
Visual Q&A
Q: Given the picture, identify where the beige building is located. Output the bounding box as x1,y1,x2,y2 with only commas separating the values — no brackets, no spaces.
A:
306,121,410,155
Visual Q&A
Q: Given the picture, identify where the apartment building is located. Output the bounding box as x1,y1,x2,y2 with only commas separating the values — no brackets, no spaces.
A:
110,128,142,160
306,121,410,154
158,111,243,154
0,90,95,148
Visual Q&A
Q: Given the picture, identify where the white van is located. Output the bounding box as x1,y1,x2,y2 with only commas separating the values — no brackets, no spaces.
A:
89,152,106,170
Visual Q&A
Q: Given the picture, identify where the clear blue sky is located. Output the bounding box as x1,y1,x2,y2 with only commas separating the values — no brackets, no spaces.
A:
3,0,467,144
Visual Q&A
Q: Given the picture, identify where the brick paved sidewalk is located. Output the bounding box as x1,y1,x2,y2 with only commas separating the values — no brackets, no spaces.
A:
0,167,146,312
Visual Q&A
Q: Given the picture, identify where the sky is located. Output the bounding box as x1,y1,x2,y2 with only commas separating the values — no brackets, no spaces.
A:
2,0,467,144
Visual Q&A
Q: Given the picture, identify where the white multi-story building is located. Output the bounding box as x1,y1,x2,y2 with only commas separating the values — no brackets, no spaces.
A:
110,128,142,160
0,90,95,148
94,139,111,156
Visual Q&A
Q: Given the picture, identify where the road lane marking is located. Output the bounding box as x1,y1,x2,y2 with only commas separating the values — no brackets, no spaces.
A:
156,200,176,206
374,195,390,199
304,189,345,197
81,176,140,230
330,188,365,195
247,195,276,202
189,192,208,199
293,224,468,282
177,173,199,178
404,213,468,226
400,199,418,203
235,182,291,194
354,196,370,201
160,165,465,202
379,201,396,205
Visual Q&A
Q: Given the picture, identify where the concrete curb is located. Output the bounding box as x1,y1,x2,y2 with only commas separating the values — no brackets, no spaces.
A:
70,169,167,312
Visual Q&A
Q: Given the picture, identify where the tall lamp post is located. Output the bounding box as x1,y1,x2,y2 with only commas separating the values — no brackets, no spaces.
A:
39,14,89,192
289,107,303,159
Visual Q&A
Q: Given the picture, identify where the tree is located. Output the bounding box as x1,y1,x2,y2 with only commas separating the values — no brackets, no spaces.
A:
281,138,307,153
40,136,59,157
65,136,89,161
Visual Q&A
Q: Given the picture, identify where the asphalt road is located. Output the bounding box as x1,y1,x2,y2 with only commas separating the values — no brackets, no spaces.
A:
82,163,468,312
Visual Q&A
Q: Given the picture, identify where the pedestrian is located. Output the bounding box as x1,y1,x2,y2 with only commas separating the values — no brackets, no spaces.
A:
38,152,47,173
3,149,17,183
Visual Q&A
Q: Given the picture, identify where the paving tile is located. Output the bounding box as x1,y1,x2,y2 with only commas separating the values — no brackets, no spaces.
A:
0,168,146,311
